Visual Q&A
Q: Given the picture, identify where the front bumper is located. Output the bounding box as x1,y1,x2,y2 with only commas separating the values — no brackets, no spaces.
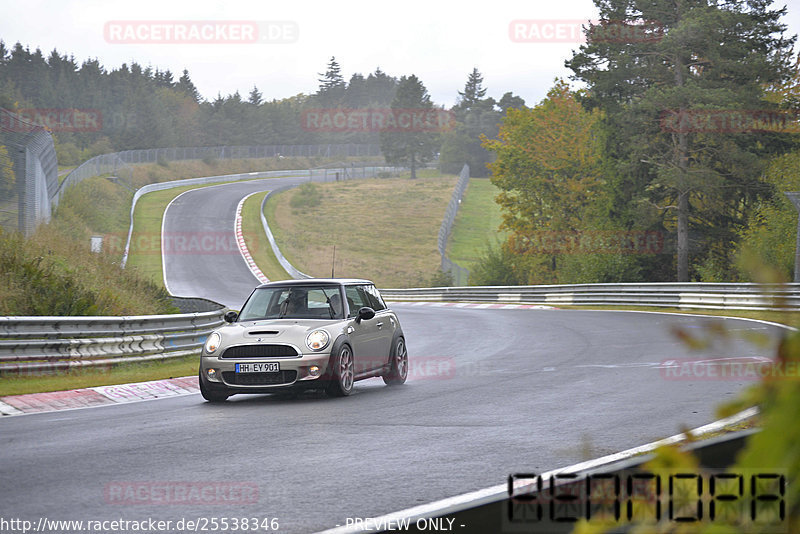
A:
200,352,331,391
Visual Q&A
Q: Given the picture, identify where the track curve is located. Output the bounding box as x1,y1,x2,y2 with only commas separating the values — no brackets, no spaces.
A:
162,175,309,308
0,177,785,533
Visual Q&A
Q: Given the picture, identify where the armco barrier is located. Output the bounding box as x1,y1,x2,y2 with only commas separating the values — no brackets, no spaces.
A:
0,298,226,375
381,282,800,311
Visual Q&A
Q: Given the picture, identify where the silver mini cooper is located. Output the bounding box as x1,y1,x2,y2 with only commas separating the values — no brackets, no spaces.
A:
199,279,408,401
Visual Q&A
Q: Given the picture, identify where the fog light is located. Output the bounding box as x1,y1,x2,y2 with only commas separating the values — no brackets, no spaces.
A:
309,366,320,377
206,368,218,380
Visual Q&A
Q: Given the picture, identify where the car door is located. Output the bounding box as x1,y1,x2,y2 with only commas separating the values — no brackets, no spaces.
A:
363,284,396,367
344,284,384,375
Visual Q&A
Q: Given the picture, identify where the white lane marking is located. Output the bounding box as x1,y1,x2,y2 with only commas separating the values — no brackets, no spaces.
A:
390,302,556,310
314,407,760,534
161,189,196,295
0,400,23,416
235,191,270,284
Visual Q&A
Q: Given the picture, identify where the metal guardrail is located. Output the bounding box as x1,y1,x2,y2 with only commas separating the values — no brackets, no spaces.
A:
381,282,800,310
259,186,312,280
0,299,226,375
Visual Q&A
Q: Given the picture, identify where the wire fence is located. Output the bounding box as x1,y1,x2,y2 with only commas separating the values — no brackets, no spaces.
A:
437,164,471,285
0,108,59,236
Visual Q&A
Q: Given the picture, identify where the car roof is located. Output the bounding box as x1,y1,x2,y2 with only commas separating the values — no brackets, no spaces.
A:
255,278,374,289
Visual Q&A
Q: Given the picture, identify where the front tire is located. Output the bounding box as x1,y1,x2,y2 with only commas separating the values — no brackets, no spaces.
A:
326,344,354,397
199,371,229,402
383,336,408,385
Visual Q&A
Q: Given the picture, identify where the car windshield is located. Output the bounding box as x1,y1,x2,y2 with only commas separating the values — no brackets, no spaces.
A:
238,286,344,321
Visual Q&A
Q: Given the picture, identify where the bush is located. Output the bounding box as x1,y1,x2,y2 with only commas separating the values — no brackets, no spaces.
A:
290,182,323,209
469,242,527,285
429,269,454,287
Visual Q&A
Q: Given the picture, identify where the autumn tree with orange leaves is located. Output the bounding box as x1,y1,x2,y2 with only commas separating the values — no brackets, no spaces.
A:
481,80,606,278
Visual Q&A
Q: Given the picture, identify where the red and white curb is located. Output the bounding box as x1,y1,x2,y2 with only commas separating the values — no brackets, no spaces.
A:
235,192,269,284
0,376,198,416
391,301,556,310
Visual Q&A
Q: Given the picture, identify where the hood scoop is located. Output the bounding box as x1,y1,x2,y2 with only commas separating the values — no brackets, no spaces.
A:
248,330,280,336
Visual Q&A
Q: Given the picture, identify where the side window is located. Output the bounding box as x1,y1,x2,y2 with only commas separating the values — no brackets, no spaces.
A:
363,285,387,311
345,285,371,317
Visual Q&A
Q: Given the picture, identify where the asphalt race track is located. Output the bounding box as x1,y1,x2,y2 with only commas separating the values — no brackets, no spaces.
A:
163,175,310,308
0,178,786,533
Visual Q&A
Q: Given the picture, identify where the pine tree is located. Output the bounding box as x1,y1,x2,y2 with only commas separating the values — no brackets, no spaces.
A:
567,0,796,281
248,85,263,106
456,68,487,112
379,74,438,179
176,69,200,103
316,56,345,106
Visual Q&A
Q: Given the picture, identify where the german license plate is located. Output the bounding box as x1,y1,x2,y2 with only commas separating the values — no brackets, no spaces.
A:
235,362,280,373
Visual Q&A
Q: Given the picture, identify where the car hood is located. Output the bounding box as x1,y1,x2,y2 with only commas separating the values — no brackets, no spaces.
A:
217,319,347,344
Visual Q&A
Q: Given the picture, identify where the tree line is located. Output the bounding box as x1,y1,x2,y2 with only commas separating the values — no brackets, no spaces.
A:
0,44,517,173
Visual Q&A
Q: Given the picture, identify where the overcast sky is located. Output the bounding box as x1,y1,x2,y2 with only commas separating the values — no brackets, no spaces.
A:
2,0,798,108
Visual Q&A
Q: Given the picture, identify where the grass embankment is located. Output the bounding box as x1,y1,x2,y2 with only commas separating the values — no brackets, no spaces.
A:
265,169,458,288
446,177,507,271
0,165,176,316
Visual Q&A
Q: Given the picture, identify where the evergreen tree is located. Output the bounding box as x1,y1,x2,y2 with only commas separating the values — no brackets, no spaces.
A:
248,85,263,106
440,68,501,176
456,68,487,113
498,92,525,113
176,69,200,103
379,75,438,179
315,56,345,106
567,0,796,281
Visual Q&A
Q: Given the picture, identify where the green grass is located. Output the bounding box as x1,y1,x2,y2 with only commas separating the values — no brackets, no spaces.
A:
124,185,203,286
446,177,507,269
0,355,199,397
264,169,458,288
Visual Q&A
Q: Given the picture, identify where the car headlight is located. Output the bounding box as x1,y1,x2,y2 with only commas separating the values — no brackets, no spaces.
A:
306,330,330,351
204,332,222,354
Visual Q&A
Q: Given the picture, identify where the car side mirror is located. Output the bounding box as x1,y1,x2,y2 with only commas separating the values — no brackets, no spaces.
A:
224,310,239,323
355,307,375,324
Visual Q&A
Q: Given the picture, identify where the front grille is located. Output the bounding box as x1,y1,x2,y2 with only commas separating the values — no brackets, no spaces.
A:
220,344,299,358
222,370,297,386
